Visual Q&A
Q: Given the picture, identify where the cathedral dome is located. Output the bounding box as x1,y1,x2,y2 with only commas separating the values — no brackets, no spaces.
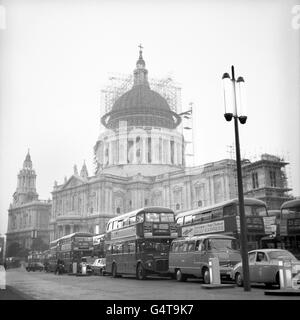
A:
101,48,181,130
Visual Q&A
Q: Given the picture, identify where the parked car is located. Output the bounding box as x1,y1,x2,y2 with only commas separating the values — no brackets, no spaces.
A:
26,262,44,272
91,258,106,276
232,249,299,288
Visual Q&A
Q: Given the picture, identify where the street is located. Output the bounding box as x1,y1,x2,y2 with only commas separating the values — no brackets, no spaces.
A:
1,267,300,300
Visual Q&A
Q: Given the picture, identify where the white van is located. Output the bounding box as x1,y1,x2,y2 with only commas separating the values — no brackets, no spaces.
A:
169,234,241,283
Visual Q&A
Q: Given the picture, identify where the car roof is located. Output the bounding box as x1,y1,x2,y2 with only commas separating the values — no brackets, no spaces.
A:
249,249,290,253
172,234,237,242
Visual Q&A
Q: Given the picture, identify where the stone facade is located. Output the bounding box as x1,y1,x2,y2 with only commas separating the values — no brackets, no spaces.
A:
6,152,52,256
242,154,292,209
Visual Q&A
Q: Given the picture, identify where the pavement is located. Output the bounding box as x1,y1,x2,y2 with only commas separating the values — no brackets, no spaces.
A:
2,267,300,300
0,286,33,300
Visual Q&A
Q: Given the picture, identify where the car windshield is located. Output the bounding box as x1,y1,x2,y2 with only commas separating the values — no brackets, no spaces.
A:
207,238,239,251
268,251,297,261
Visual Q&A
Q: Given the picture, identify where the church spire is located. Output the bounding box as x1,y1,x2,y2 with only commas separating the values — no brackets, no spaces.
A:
23,149,32,169
80,161,89,179
133,44,149,87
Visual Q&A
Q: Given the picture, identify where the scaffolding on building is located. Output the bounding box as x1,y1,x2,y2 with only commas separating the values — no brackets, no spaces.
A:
179,103,194,167
100,73,182,119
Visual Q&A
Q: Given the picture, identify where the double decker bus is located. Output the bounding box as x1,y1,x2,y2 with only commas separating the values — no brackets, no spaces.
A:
261,199,300,259
93,234,106,258
56,232,94,273
105,206,178,280
176,198,268,250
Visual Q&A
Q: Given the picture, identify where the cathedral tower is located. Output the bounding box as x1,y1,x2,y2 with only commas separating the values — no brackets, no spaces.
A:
13,150,38,205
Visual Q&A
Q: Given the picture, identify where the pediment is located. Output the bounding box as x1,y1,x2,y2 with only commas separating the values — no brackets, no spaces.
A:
61,175,85,190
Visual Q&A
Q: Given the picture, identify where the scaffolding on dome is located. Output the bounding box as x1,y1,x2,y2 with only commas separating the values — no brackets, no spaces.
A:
100,73,182,118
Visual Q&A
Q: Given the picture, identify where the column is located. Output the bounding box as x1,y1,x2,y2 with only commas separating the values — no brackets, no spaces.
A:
142,137,147,163
109,141,113,165
133,138,137,164
174,142,178,165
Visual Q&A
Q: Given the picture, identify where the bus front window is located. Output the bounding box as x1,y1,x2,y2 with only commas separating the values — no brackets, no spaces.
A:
145,213,160,222
138,239,171,253
160,213,175,222
244,205,267,217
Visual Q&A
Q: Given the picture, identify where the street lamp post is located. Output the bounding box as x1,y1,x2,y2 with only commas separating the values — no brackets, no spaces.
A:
222,65,251,292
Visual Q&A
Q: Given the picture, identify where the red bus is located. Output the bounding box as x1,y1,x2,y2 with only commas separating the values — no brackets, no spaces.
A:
176,198,269,250
261,199,300,259
105,206,177,280
56,232,94,273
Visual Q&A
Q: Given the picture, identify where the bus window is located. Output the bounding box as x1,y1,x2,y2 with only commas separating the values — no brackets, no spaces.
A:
172,242,179,252
176,217,184,226
184,215,193,225
136,214,144,223
182,242,189,252
128,241,135,253
123,218,129,227
201,213,212,222
129,216,136,224
177,242,184,252
117,220,123,229
113,221,118,230
161,213,175,222
187,241,195,252
123,242,129,253
114,243,123,254
223,205,237,217
145,213,160,222
244,205,267,217
195,240,201,251
212,208,223,220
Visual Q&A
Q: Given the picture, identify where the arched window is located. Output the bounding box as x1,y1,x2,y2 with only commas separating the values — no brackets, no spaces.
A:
116,207,121,214
198,200,202,207
176,203,180,210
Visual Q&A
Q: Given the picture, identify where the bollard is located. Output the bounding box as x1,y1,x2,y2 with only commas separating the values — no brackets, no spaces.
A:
0,265,6,290
278,260,293,289
72,262,77,274
82,264,87,275
283,261,293,289
208,257,221,285
278,260,284,289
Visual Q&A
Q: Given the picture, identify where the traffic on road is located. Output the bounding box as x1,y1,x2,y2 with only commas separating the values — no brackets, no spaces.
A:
3,200,300,296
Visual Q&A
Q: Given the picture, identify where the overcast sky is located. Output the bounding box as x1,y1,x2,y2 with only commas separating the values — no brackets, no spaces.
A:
0,0,299,235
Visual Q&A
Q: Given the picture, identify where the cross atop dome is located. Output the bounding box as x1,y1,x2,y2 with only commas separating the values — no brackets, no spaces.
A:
138,44,143,58
136,43,145,69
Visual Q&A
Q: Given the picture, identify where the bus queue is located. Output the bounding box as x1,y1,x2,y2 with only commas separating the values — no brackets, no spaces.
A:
24,198,300,284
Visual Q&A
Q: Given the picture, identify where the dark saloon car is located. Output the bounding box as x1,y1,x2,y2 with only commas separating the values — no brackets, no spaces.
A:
26,262,44,272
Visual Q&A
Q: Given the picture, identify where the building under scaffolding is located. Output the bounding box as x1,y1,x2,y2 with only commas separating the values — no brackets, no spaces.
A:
99,72,194,165
100,73,182,120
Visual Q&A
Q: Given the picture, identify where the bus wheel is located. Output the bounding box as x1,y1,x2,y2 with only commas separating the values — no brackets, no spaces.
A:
203,268,210,284
235,272,243,287
136,263,146,280
112,263,118,278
